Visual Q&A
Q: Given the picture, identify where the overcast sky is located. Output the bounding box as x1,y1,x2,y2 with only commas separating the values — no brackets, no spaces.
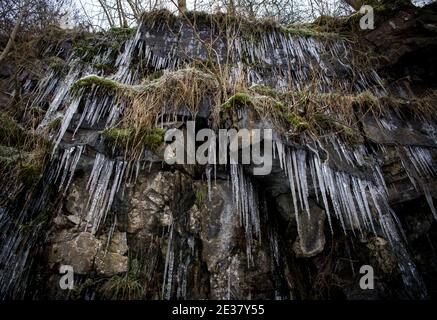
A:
70,0,435,29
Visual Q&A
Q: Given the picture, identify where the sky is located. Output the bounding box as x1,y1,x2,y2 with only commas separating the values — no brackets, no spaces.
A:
69,0,436,29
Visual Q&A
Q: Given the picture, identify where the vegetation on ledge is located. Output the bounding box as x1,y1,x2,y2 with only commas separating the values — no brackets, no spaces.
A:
140,9,340,40
71,75,123,94
68,60,436,156
72,26,137,66
72,68,219,160
101,258,143,300
142,128,165,151
102,127,165,153
222,92,254,109
0,112,24,145
0,112,50,188
101,128,134,147
282,112,310,131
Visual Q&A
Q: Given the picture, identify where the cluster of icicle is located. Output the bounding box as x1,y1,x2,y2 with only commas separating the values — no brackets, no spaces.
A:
26,13,388,175
54,145,85,193
373,116,436,219
275,139,390,239
32,28,144,154
54,146,132,235
0,149,63,299
162,223,195,300
229,32,385,92
273,138,428,298
52,141,163,237
395,145,436,219
24,29,148,161
24,17,379,242
146,16,386,93
18,28,149,237
85,154,127,234
374,117,436,219
230,164,262,267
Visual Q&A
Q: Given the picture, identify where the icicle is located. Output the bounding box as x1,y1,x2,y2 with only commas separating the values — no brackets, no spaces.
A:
104,215,117,254
113,28,143,84
312,153,333,234
405,146,435,177
269,228,280,266
280,143,397,239
380,212,428,298
292,151,305,212
84,153,126,234
309,156,319,203
284,146,300,235
276,141,427,298
229,164,261,267
36,60,82,131
397,146,437,219
162,223,174,300
227,266,231,300
176,252,190,300
206,166,212,202
56,145,84,193
296,150,310,218
51,96,81,154
423,184,437,220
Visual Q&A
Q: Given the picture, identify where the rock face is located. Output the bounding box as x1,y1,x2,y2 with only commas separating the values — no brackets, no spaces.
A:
363,3,437,90
293,201,326,258
95,252,128,276
126,171,181,233
195,180,268,299
49,232,101,274
0,6,436,301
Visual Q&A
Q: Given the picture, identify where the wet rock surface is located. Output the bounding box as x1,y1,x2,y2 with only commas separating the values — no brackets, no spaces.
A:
293,201,326,258
48,232,102,274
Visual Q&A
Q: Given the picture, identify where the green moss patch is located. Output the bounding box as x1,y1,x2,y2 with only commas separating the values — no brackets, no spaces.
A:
71,75,121,94
222,92,254,110
108,27,136,38
282,112,309,131
250,84,279,98
143,128,165,151
102,128,133,147
47,56,66,73
92,62,116,73
73,27,137,65
18,162,43,186
102,127,165,152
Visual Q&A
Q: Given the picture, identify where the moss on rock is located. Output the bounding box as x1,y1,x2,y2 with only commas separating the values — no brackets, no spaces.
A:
222,92,254,110
143,128,165,151
108,27,136,38
71,75,121,94
102,127,165,152
102,128,133,147
48,56,66,73
283,112,309,131
250,84,279,99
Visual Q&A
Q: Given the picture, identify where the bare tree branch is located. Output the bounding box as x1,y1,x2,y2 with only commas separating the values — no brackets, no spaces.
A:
0,2,28,64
